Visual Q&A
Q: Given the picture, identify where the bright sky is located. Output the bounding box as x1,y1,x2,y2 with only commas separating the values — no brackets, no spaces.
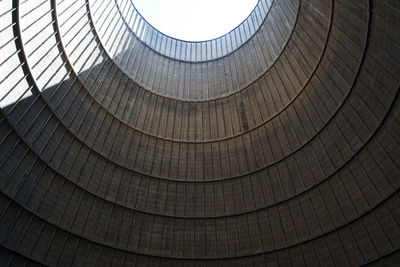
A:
132,0,258,41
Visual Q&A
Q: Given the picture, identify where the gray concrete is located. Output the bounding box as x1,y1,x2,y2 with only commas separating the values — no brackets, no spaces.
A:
0,0,399,266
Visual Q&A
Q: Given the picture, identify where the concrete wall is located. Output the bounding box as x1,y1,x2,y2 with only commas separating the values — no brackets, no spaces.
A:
0,0,399,265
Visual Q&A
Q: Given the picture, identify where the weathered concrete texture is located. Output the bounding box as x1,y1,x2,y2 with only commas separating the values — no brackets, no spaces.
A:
89,0,300,101
0,0,399,266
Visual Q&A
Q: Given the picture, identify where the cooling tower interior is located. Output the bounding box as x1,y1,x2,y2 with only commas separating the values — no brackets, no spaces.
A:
0,0,399,265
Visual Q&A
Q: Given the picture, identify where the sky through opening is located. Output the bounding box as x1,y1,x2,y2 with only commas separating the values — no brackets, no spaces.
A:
132,0,259,41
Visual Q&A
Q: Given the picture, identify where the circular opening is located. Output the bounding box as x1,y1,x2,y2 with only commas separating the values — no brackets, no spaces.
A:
132,0,259,41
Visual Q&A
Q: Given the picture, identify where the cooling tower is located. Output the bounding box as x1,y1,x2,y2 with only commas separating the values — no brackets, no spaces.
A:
0,0,399,265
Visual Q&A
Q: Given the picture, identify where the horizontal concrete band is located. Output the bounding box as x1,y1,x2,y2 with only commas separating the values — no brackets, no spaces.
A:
0,0,399,265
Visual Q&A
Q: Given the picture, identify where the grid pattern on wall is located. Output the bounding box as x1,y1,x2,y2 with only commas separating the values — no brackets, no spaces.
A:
90,0,299,101
114,0,273,62
0,0,399,266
